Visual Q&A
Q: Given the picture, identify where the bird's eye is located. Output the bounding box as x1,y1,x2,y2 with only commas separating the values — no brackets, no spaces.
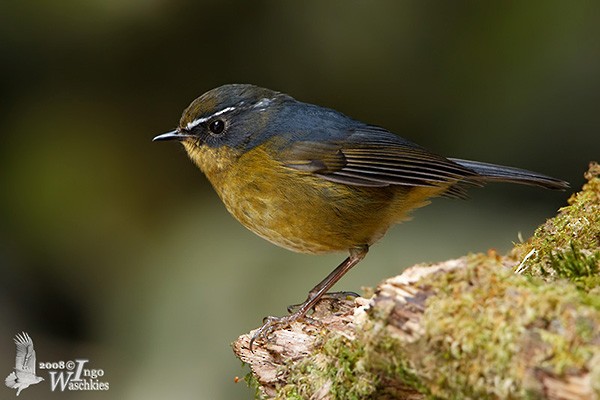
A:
208,119,225,135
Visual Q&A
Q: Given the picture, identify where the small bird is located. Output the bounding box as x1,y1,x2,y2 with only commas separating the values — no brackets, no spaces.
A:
5,332,44,396
154,84,568,347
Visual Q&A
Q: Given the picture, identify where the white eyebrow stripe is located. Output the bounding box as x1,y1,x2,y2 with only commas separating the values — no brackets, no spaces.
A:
185,106,236,130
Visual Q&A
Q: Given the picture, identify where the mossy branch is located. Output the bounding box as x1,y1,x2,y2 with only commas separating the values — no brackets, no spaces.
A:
233,162,600,400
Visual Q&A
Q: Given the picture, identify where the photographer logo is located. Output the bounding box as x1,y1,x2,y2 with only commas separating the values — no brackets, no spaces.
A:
5,332,109,396
4,333,44,396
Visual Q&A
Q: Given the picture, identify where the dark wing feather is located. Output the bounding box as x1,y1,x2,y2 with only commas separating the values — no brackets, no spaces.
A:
278,127,478,194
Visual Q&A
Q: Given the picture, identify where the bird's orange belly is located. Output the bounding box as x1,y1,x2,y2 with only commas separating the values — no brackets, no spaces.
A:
196,144,446,254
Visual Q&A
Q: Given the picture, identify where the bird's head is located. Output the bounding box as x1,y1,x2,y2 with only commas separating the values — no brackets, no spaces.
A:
153,84,292,172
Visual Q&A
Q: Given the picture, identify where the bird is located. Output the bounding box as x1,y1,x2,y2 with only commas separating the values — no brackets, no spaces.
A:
5,332,44,396
153,84,568,348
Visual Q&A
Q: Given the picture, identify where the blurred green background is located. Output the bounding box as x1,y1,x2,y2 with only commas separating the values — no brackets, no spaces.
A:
0,1,598,399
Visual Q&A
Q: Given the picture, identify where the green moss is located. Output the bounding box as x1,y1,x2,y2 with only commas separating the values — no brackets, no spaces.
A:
414,254,600,398
546,243,600,292
273,305,432,399
512,162,600,284
274,332,377,399
356,312,430,398
249,263,600,399
244,368,267,400
367,334,431,398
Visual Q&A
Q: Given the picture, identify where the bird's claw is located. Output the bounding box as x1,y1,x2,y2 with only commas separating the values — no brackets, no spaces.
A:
249,314,298,352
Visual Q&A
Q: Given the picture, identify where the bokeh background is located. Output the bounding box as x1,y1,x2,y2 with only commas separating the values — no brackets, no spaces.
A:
1,1,598,399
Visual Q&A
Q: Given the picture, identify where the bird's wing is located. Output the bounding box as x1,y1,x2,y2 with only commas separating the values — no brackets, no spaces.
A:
13,333,36,373
277,126,479,198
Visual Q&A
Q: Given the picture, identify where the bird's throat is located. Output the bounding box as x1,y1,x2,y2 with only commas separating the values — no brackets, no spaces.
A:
182,141,240,180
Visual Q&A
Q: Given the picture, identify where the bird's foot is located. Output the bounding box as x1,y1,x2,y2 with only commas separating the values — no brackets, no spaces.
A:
249,292,359,352
249,312,309,352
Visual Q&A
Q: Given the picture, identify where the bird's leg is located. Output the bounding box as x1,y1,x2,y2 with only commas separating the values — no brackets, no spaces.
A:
285,246,368,317
286,291,360,313
249,245,368,351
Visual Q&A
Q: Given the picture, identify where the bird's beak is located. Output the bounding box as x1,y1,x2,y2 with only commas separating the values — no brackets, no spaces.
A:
152,129,194,142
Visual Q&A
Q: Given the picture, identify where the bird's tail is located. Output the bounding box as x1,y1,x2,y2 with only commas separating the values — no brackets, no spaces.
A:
450,158,569,190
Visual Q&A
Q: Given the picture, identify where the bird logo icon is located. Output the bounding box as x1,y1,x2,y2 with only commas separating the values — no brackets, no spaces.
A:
5,332,44,396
